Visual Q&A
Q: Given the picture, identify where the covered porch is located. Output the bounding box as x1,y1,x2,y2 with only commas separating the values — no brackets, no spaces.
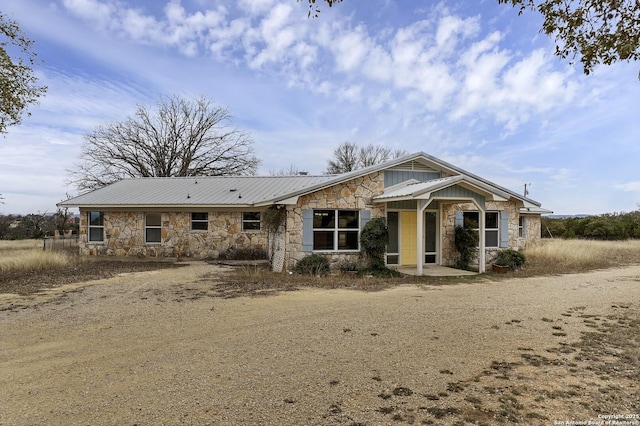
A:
374,175,513,276
394,264,478,276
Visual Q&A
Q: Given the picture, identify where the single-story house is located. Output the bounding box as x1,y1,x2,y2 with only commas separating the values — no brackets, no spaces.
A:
58,152,551,274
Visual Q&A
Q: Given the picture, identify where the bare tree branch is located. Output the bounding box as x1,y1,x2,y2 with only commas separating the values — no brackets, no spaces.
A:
326,142,407,174
68,95,260,191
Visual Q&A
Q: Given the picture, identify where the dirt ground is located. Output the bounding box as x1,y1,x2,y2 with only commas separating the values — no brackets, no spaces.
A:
1,262,639,425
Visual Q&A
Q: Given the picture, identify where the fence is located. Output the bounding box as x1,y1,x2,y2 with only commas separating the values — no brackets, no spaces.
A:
43,232,79,251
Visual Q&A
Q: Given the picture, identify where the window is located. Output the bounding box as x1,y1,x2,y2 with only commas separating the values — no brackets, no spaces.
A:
485,212,499,247
145,213,162,243
313,209,359,251
242,212,261,231
462,211,499,248
191,212,208,231
88,211,104,242
519,216,526,238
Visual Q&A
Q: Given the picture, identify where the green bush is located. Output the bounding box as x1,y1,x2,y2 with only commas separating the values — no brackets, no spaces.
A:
294,254,330,275
359,217,388,270
454,225,478,270
494,249,526,270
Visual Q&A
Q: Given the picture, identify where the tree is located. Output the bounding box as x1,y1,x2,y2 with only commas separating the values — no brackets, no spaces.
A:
69,95,260,191
304,0,640,76
326,141,407,174
499,0,640,75
0,12,47,135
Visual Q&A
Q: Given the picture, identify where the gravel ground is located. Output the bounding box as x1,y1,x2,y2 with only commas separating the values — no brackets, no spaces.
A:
1,262,639,425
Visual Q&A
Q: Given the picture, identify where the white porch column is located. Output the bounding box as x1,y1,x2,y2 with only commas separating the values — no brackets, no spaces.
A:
416,203,423,276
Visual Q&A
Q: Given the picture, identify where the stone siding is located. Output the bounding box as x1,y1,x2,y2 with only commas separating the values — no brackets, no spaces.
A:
440,201,534,267
284,172,386,270
78,209,267,259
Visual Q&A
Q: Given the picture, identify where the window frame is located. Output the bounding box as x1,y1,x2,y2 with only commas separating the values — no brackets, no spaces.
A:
191,212,209,231
462,210,499,248
312,209,360,252
88,211,104,242
242,212,261,232
518,216,525,238
145,212,162,244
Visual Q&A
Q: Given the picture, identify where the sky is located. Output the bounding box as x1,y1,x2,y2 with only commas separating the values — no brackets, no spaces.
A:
1,0,639,216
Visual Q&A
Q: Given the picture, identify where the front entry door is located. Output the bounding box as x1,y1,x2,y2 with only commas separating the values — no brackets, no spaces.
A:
400,211,417,265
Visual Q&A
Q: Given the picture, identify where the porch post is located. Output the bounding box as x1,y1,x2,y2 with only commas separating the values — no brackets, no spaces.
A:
478,205,486,273
416,203,423,276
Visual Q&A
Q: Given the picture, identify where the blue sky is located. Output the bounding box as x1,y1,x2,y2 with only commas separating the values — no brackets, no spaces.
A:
1,0,639,215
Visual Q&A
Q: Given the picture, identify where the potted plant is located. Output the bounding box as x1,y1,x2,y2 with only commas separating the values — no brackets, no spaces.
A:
492,249,526,273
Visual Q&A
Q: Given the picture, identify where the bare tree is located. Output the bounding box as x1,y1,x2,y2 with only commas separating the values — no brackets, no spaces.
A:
69,95,260,191
1,12,47,135
269,164,306,176
326,142,407,174
326,141,359,174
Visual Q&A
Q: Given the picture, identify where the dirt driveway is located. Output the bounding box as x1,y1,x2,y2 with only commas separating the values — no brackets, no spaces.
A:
1,263,639,425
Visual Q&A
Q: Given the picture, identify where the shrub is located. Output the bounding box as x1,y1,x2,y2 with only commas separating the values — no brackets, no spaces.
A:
219,247,267,260
494,249,526,270
294,254,330,275
454,225,478,270
360,217,388,270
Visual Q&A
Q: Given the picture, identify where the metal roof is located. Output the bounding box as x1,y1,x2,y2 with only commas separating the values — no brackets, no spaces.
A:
58,175,335,208
58,152,545,209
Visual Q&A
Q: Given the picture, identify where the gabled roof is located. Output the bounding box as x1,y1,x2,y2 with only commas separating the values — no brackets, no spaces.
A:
58,151,544,209
373,175,512,202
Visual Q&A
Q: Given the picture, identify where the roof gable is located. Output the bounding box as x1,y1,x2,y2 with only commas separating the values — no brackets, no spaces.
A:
58,151,543,209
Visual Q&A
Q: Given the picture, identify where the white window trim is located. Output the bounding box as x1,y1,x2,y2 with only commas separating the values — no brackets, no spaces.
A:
242,212,261,232
191,212,209,231
313,209,360,252
464,210,499,248
145,213,162,244
88,211,104,243
518,216,525,238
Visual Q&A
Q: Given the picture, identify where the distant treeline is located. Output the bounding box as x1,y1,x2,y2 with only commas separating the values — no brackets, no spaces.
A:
0,212,78,240
542,211,640,240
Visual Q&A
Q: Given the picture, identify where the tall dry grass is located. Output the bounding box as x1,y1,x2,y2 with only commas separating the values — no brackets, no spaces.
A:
0,240,72,274
523,239,640,275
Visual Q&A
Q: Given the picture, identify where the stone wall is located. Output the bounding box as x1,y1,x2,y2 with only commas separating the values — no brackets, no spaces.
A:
78,209,267,259
440,201,534,267
284,172,386,270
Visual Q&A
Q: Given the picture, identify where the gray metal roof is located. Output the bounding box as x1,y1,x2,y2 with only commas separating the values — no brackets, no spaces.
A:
58,151,545,209
58,175,335,208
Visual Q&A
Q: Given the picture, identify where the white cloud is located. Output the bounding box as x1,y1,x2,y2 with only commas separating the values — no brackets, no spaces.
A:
616,182,640,192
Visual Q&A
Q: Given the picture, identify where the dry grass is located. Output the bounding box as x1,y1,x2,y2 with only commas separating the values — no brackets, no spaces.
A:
0,240,72,274
522,239,640,276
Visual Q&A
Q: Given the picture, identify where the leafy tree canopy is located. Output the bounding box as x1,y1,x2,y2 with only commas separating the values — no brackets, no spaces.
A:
0,11,47,135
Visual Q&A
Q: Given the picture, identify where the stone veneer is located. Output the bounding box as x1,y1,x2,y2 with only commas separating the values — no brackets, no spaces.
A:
440,201,541,267
78,172,541,270
78,209,267,258
284,172,386,270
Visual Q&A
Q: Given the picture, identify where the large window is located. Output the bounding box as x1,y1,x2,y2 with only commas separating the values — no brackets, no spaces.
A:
88,211,104,242
145,213,162,243
313,209,359,251
191,212,208,231
242,212,261,231
463,211,499,248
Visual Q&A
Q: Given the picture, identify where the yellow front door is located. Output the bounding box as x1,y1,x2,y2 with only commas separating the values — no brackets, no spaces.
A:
400,211,417,265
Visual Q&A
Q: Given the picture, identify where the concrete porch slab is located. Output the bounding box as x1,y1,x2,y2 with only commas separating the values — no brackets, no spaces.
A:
394,265,478,276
